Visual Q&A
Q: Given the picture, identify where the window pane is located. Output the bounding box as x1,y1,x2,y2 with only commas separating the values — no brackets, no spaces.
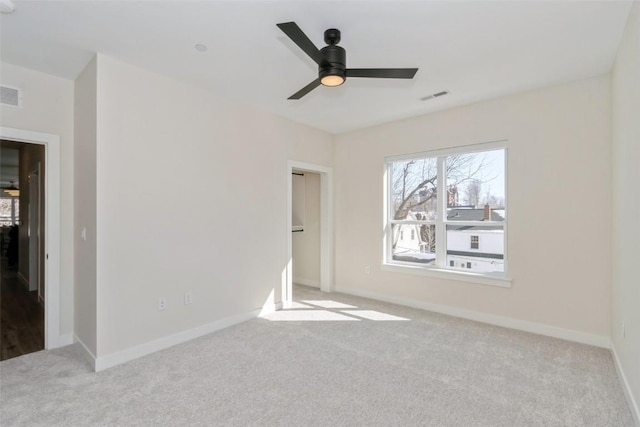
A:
391,223,436,264
390,158,437,221
446,149,505,218
446,224,504,273
0,198,11,214
0,198,13,226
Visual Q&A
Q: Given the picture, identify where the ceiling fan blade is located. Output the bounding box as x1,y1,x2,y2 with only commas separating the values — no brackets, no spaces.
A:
277,22,328,67
288,78,321,100
346,68,418,79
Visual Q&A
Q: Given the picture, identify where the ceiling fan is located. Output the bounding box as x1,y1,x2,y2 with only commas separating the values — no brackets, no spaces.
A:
277,22,418,100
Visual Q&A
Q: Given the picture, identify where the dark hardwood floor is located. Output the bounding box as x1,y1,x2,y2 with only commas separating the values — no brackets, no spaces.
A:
0,257,44,361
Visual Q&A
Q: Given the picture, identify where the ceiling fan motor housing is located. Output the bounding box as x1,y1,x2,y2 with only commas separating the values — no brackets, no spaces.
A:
319,44,346,83
276,22,418,98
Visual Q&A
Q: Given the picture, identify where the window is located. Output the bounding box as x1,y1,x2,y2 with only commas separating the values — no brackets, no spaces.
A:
386,143,506,277
0,197,19,227
470,235,479,249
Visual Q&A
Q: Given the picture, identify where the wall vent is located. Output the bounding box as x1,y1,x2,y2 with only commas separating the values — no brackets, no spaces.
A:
1,85,22,107
420,90,449,101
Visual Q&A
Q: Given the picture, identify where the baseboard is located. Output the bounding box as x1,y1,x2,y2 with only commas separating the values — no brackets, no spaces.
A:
293,277,320,288
56,333,74,347
260,301,283,316
94,303,280,372
334,285,610,348
612,344,640,426
74,334,97,371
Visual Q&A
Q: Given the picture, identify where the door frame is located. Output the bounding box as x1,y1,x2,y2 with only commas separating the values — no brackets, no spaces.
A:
1,126,61,349
285,160,333,306
28,164,42,294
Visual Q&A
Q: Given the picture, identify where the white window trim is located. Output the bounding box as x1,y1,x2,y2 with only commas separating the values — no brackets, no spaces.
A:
383,140,510,288
381,263,512,287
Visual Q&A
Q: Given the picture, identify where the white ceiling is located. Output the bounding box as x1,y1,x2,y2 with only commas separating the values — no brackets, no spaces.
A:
0,1,633,134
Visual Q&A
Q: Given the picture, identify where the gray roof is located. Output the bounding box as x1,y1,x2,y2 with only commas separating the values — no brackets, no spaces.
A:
446,208,504,222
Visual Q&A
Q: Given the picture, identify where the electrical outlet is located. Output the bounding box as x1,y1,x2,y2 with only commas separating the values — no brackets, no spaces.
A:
365,266,371,274
184,291,193,305
158,297,167,311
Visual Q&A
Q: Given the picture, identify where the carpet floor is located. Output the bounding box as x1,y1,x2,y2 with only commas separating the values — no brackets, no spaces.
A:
0,285,634,426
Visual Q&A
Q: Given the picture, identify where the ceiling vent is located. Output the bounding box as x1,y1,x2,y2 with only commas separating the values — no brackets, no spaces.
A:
1,85,22,107
420,90,449,101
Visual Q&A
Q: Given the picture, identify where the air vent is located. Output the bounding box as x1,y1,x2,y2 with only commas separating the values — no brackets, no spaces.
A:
1,85,22,107
420,90,449,101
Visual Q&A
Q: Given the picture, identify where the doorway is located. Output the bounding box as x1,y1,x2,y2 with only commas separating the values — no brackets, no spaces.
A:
0,125,62,355
1,140,45,360
291,170,321,289
286,161,333,307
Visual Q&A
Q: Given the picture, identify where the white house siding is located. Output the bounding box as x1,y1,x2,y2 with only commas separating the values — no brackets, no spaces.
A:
446,228,504,272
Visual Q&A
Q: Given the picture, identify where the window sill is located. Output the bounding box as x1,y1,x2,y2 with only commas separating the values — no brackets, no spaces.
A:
381,263,512,288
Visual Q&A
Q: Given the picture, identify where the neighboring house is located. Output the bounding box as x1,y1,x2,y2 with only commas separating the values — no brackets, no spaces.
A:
446,205,504,272
393,217,433,263
393,204,505,272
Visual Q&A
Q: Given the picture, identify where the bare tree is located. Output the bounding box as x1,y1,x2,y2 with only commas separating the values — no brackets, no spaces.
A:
419,224,436,253
464,179,482,207
392,153,488,220
482,192,504,208
390,153,492,251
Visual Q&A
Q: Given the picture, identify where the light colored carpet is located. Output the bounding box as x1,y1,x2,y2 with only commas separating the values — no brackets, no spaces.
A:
0,285,634,426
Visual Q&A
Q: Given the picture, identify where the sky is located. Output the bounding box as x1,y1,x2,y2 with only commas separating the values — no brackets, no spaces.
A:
450,149,505,204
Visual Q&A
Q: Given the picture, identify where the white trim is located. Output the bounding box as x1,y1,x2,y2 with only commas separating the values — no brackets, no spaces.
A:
381,263,512,288
74,334,97,371
94,304,281,372
259,301,283,317
435,156,446,266
293,277,321,288
333,285,609,348
384,141,509,283
0,127,62,350
611,344,640,426
385,139,507,163
57,333,74,347
286,161,333,307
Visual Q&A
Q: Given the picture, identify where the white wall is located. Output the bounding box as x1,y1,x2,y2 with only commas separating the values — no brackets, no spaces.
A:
74,57,98,356
0,62,75,337
334,75,611,341
93,55,333,358
292,171,321,287
611,2,640,420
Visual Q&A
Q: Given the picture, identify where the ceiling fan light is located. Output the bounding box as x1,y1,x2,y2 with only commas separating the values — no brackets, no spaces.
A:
320,74,345,87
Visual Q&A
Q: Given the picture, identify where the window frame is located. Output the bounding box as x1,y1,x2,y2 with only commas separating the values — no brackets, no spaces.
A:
470,235,479,250
383,141,510,287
